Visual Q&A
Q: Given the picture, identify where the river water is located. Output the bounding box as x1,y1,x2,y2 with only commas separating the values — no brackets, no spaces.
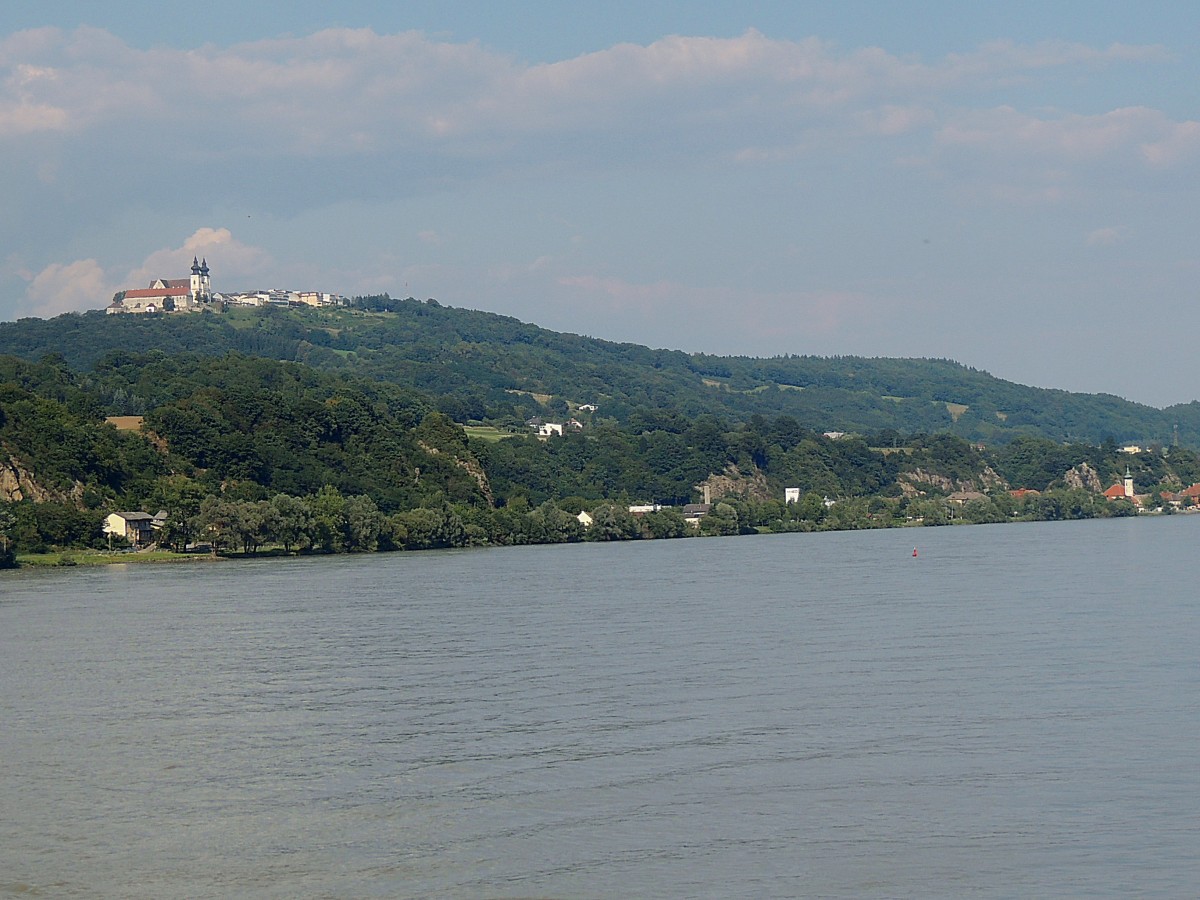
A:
2,516,1198,898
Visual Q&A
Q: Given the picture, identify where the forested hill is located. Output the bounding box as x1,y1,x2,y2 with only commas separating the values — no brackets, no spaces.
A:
0,298,1194,445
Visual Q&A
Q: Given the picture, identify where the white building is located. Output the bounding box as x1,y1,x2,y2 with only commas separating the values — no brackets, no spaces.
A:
107,257,212,314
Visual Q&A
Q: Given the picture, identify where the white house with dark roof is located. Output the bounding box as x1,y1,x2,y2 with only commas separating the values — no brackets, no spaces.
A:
103,511,155,547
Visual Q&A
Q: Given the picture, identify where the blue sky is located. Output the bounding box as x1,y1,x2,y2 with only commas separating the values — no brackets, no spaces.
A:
3,2,1199,406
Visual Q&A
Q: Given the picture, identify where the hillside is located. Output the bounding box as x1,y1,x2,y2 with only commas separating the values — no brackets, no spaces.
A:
7,344,1200,560
0,299,1193,446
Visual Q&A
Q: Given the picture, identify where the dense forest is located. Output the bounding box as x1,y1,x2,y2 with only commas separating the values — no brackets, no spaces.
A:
5,320,1200,564
0,298,1195,445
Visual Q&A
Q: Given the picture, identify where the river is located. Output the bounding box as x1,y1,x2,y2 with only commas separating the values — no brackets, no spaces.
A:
2,516,1198,897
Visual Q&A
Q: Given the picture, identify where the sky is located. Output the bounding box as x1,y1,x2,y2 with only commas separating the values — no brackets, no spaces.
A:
3,2,1199,407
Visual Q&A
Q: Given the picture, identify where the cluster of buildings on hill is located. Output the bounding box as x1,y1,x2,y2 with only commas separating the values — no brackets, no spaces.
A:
104,258,346,315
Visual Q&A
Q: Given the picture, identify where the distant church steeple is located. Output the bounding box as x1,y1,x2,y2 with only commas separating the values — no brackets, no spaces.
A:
189,256,211,303
1124,466,1134,498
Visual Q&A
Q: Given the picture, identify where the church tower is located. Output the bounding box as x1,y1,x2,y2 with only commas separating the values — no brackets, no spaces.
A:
189,256,212,304
1124,467,1134,498
190,257,203,304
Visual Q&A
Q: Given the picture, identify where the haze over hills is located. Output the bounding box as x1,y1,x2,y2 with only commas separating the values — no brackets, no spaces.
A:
0,297,1194,447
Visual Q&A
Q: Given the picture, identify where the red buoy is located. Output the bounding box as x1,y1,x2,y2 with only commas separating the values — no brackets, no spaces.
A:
912,547,918,557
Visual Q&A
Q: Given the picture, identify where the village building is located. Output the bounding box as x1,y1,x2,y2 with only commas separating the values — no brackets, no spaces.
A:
103,511,155,547
947,490,988,505
1102,468,1136,501
104,258,345,315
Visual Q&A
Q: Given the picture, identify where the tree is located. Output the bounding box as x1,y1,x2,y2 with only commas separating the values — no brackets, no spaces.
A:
228,500,271,554
392,505,468,550
146,475,208,552
643,507,689,539
341,494,384,552
195,495,237,554
584,504,640,541
309,484,345,552
271,493,314,553
700,502,739,536
0,506,16,567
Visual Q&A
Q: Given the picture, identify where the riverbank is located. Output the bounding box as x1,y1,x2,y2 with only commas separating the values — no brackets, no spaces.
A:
14,549,218,567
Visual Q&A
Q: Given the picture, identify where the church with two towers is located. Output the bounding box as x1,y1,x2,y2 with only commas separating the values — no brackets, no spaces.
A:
106,257,213,314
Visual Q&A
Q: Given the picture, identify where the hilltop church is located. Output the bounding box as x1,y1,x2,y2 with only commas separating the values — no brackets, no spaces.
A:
106,257,213,314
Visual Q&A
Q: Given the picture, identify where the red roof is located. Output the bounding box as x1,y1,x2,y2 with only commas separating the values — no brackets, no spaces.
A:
123,287,189,299
1102,483,1128,499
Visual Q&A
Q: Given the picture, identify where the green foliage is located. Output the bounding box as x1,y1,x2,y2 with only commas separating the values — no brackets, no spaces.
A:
0,304,1192,445
5,309,1200,559
0,505,15,567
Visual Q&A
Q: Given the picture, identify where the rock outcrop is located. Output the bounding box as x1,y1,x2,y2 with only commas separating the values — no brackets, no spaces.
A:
899,466,1009,496
696,464,772,503
1063,462,1103,493
0,452,85,504
417,440,495,506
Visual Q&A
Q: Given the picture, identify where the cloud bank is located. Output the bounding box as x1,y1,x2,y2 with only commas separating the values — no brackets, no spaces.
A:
1,24,1196,404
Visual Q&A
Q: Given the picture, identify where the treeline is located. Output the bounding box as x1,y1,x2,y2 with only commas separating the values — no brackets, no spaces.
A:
0,301,1195,444
4,349,1200,562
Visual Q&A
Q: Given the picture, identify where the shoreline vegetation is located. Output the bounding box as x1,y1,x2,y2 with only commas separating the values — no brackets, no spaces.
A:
10,500,1184,571
4,303,1200,571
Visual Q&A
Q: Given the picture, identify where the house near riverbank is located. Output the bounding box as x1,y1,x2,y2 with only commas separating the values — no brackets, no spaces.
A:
103,511,155,547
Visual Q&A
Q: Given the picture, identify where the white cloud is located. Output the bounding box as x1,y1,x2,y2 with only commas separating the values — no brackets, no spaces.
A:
1086,227,1121,246
938,106,1163,159
1141,120,1200,166
0,25,1176,167
123,228,272,291
23,258,112,317
859,104,936,136
19,228,274,318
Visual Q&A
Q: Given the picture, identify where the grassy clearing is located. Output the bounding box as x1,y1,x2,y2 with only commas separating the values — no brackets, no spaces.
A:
105,415,145,431
504,389,553,404
464,425,517,442
15,550,212,567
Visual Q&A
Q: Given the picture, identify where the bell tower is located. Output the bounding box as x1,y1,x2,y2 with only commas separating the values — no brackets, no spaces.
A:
190,256,203,303
189,256,212,303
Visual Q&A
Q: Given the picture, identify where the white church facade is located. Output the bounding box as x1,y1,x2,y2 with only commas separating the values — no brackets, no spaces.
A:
106,257,213,314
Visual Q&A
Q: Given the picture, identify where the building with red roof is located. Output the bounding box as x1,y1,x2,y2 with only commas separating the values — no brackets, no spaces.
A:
107,257,212,314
